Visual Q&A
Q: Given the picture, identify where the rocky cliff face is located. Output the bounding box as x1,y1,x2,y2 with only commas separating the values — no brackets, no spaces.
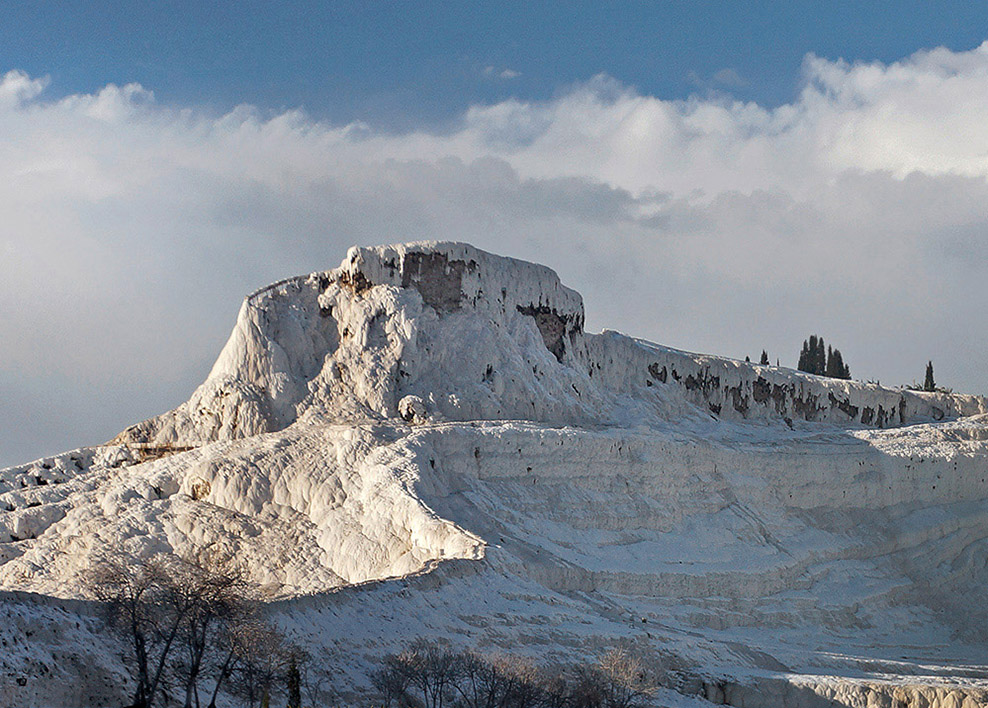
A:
4,242,988,707
114,241,985,449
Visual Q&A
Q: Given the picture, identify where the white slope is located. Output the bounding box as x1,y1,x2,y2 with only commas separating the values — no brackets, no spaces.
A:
3,242,988,707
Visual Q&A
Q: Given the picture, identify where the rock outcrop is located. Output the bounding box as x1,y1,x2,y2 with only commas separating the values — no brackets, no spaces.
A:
114,242,985,449
4,242,988,706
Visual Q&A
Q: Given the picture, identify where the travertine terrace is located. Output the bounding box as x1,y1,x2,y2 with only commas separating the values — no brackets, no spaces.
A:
4,242,988,707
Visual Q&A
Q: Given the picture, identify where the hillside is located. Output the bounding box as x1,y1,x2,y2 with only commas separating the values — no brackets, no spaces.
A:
3,242,988,707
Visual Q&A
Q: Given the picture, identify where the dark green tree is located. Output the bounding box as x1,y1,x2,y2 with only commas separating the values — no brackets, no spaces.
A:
287,656,301,708
826,347,850,380
797,339,811,374
798,336,826,375
799,336,849,378
759,350,770,366
924,361,936,392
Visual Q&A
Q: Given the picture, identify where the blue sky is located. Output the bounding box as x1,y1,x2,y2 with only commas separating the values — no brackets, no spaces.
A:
5,1,988,127
2,4,988,465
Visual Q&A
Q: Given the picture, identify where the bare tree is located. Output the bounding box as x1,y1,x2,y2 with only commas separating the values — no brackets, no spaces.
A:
89,549,290,708
205,606,251,708
569,664,606,708
171,552,251,708
455,651,508,708
376,644,553,708
495,654,543,708
537,669,571,708
594,649,656,708
414,639,462,708
459,652,545,708
454,651,499,708
300,657,331,708
228,617,296,708
373,640,463,708
372,652,414,708
88,553,194,708
373,642,658,708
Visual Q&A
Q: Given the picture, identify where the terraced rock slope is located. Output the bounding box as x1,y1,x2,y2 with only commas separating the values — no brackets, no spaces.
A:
3,242,988,707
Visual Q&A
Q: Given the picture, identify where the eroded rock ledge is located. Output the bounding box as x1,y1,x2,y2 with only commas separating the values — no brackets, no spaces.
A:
707,676,988,708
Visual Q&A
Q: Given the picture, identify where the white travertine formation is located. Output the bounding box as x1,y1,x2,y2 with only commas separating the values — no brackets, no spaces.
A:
3,242,988,706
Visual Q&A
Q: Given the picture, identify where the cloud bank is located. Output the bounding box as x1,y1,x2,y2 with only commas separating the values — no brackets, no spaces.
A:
2,43,988,464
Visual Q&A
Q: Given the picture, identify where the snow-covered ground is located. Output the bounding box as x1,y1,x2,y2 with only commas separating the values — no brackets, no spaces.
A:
3,242,988,707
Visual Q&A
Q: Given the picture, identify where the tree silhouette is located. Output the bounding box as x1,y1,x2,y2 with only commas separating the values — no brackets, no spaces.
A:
924,361,936,392
798,336,826,375
798,336,850,379
797,340,811,373
825,347,850,380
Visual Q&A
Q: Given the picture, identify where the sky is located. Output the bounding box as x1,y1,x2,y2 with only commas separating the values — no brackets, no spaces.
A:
2,3,988,465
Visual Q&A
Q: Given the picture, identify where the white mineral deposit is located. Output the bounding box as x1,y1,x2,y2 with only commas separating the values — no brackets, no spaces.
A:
3,242,988,707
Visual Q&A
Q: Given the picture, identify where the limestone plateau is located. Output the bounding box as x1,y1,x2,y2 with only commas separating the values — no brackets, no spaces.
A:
4,242,988,707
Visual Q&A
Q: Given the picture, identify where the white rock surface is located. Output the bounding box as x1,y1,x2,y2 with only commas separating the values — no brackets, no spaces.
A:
3,241,988,706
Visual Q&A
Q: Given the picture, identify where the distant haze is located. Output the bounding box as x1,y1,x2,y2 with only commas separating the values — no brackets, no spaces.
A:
2,43,988,465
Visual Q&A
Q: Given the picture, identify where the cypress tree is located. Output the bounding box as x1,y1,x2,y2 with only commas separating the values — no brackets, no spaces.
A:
287,657,301,708
799,336,826,375
825,346,849,379
760,350,770,365
803,335,825,375
798,339,811,373
828,348,850,380
924,361,936,392
799,335,850,378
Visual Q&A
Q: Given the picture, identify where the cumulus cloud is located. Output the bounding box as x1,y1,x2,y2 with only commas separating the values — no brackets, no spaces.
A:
2,43,988,464
0,69,47,106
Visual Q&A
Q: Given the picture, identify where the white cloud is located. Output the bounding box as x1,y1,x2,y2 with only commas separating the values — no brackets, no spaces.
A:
483,66,522,80
2,43,988,464
0,69,47,107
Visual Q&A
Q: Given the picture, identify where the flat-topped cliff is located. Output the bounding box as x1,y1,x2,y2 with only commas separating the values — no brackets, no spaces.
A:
113,242,985,449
